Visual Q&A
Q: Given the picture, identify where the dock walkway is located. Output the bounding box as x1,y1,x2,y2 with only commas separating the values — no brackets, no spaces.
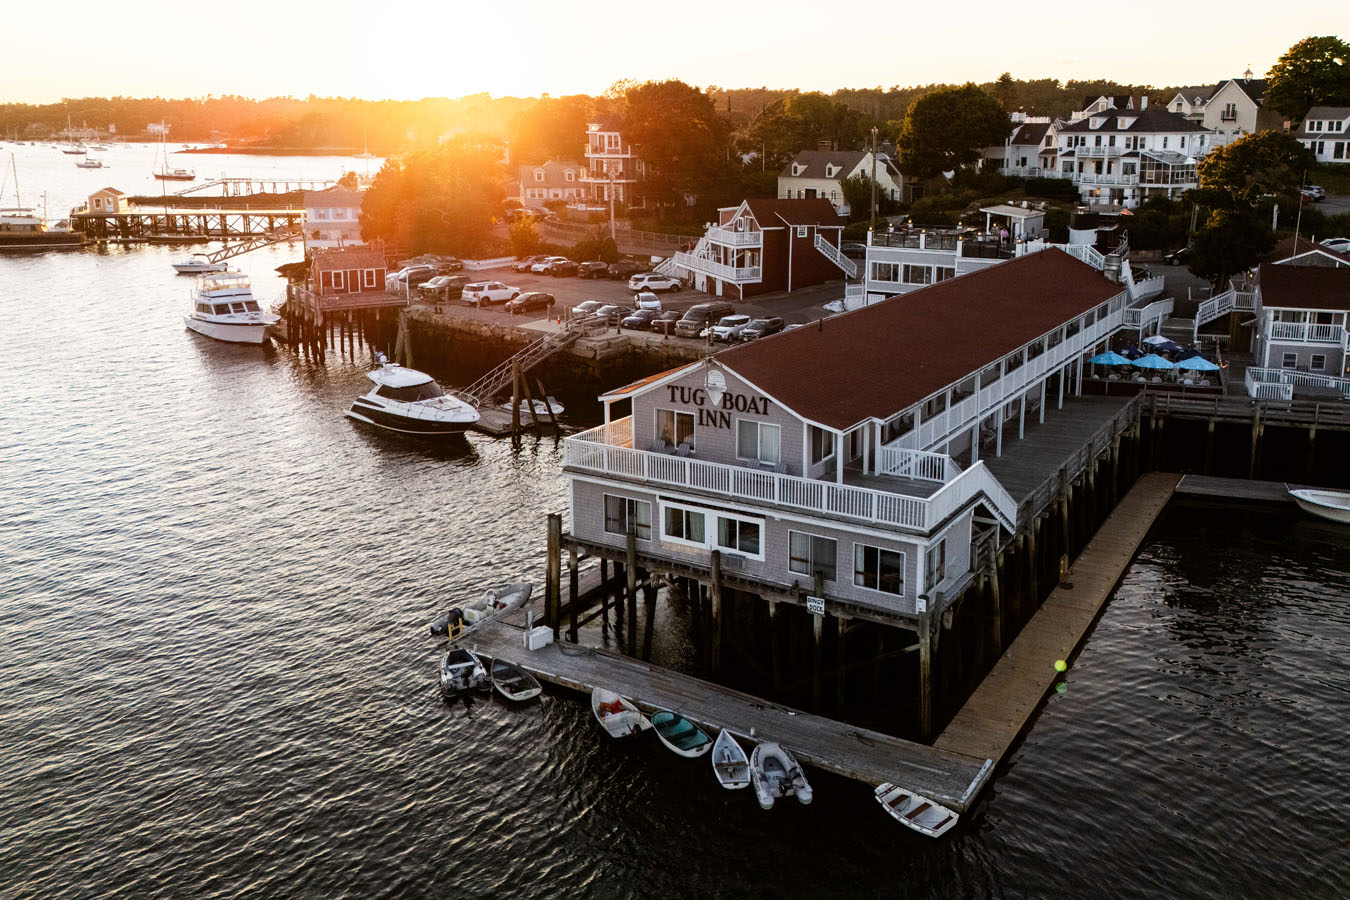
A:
1174,475,1295,504
933,472,1179,764
463,613,993,812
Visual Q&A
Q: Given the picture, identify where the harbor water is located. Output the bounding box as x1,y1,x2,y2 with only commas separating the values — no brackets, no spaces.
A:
2,153,1349,898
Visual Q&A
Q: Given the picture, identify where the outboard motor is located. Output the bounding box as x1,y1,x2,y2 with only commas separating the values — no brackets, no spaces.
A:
428,607,465,637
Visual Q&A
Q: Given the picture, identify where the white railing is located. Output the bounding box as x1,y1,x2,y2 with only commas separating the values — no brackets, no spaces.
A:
1245,366,1350,400
813,234,857,278
566,418,1016,533
1235,290,1255,311
707,226,761,247
1270,322,1345,343
1079,146,1124,158
1195,288,1235,329
1063,244,1106,269
673,251,761,283
844,282,866,310
1128,276,1166,303
875,446,961,483
1124,297,1171,328
1079,172,1139,185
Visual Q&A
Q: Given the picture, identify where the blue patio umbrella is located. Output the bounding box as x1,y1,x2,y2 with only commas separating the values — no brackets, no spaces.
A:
1176,356,1220,371
1133,354,1175,370
1088,351,1133,365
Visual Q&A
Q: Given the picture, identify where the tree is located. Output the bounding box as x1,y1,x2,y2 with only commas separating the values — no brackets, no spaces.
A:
1188,209,1274,286
1196,131,1317,208
508,217,541,258
896,84,1011,180
508,96,593,164
995,72,1016,111
1265,36,1350,122
621,80,734,220
841,172,896,222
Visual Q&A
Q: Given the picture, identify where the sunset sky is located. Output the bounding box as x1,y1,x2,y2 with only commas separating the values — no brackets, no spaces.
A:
4,0,1341,103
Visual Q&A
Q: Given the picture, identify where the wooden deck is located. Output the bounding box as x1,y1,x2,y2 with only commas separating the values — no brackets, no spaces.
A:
933,472,1179,765
982,395,1137,526
460,610,992,812
1175,475,1295,504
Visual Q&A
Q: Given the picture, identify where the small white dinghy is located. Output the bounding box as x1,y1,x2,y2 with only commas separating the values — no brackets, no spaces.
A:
490,658,542,702
428,582,532,637
1290,488,1350,524
591,687,651,739
650,710,712,758
874,783,959,838
710,729,750,790
499,397,565,417
439,647,488,695
750,742,812,810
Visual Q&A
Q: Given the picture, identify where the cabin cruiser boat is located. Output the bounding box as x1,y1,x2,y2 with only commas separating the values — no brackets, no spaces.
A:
171,254,229,274
183,272,278,343
347,355,479,436
0,208,84,250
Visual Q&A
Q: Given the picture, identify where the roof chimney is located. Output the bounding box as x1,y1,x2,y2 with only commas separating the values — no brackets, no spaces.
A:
1244,66,1253,82
817,139,832,152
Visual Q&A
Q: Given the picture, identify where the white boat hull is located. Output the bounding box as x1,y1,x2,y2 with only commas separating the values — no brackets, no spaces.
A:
184,315,270,344
1290,489,1350,524
592,688,651,739
874,783,959,838
711,729,750,790
750,742,812,809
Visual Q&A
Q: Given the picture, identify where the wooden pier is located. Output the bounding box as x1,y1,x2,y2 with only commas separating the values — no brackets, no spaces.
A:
462,606,993,813
70,206,304,242
1174,475,1296,504
933,472,1179,764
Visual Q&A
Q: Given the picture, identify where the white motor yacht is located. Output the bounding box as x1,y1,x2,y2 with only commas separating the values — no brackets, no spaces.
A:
183,272,278,344
171,254,229,275
347,355,479,436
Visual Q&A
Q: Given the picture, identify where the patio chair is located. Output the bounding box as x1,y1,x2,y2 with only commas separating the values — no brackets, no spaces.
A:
1108,373,1120,381
1200,378,1211,387
773,461,788,474
675,442,692,457
650,438,668,454
1151,376,1162,384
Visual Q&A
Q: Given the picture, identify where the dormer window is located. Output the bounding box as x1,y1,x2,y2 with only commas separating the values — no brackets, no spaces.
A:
824,164,836,178
1090,117,1105,129
533,169,544,182
565,170,574,182
792,164,804,176
1117,117,1128,130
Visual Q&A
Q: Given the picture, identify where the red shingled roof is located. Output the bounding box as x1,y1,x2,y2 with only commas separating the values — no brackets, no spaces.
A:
718,249,1124,430
312,245,385,271
1259,263,1350,311
744,198,844,228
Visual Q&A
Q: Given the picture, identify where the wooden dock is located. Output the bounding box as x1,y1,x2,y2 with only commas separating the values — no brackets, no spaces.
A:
1175,475,1295,504
933,472,1179,765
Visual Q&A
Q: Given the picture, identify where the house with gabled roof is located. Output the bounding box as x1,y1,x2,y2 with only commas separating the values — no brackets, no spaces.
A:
1264,235,1350,268
1167,86,1216,121
1296,107,1350,165
518,159,586,209
563,249,1130,624
673,198,850,299
778,149,907,214
582,118,646,209
986,117,1059,178
1200,73,1283,138
304,188,364,252
1247,264,1350,397
87,187,126,214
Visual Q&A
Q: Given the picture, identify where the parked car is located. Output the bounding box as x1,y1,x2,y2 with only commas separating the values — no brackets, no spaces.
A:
532,256,568,274
705,314,753,342
674,301,736,338
1164,246,1192,266
592,304,628,325
547,259,580,277
435,258,464,272
418,274,470,300
1320,237,1350,254
841,242,868,260
633,291,662,311
607,261,642,280
628,272,682,292
387,264,437,290
650,309,683,333
462,281,520,306
572,300,607,317
738,316,785,341
504,291,555,314
576,261,610,278
512,255,550,273
620,308,661,330
1300,185,1327,201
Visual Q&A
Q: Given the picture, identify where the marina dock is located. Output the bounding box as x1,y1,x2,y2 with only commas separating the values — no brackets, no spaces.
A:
933,472,1179,764
464,607,994,813
1174,474,1297,504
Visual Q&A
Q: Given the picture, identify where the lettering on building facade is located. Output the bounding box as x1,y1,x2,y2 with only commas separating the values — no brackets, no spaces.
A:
666,385,772,429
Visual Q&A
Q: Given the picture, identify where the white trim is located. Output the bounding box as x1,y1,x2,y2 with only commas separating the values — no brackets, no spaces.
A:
851,541,907,598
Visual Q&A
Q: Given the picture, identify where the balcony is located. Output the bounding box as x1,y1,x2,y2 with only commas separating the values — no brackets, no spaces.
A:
1078,171,1139,186
707,226,762,247
1270,321,1345,343
673,251,761,283
1246,366,1350,400
586,145,632,158
580,169,635,183
564,418,1015,534
1079,146,1124,158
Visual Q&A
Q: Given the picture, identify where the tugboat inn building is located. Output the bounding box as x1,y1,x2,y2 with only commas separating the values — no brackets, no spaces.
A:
563,249,1130,622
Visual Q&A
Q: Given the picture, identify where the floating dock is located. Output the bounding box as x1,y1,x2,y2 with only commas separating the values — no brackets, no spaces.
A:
1174,475,1296,504
933,472,1179,764
463,607,993,812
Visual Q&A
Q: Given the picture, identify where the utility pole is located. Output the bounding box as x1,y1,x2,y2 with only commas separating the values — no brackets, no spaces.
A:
869,126,879,236
608,168,616,242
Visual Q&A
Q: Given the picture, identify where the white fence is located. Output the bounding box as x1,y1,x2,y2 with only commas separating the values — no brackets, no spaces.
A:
672,251,761,284
565,417,1016,533
875,446,960,483
1245,366,1350,400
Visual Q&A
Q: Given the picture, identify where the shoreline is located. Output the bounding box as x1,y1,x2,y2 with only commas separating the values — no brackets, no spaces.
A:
178,146,382,158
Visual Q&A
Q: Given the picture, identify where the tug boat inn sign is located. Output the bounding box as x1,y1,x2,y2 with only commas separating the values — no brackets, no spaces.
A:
667,369,772,429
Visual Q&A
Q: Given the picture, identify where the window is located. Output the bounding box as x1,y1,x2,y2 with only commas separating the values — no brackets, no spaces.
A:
565,170,575,181
925,541,946,588
1311,354,1327,372
329,271,345,290
655,408,694,450
1282,352,1297,369
534,169,545,182
796,226,808,238
1162,136,1169,149
854,544,904,596
363,269,376,289
790,532,837,582
604,495,652,540
902,264,931,285
716,517,761,557
662,505,706,545
808,425,834,465
737,419,781,465
871,261,900,282
934,266,955,283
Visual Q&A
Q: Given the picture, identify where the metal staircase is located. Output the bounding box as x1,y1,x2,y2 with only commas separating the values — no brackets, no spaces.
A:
203,224,302,263
460,321,592,403
813,234,857,278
